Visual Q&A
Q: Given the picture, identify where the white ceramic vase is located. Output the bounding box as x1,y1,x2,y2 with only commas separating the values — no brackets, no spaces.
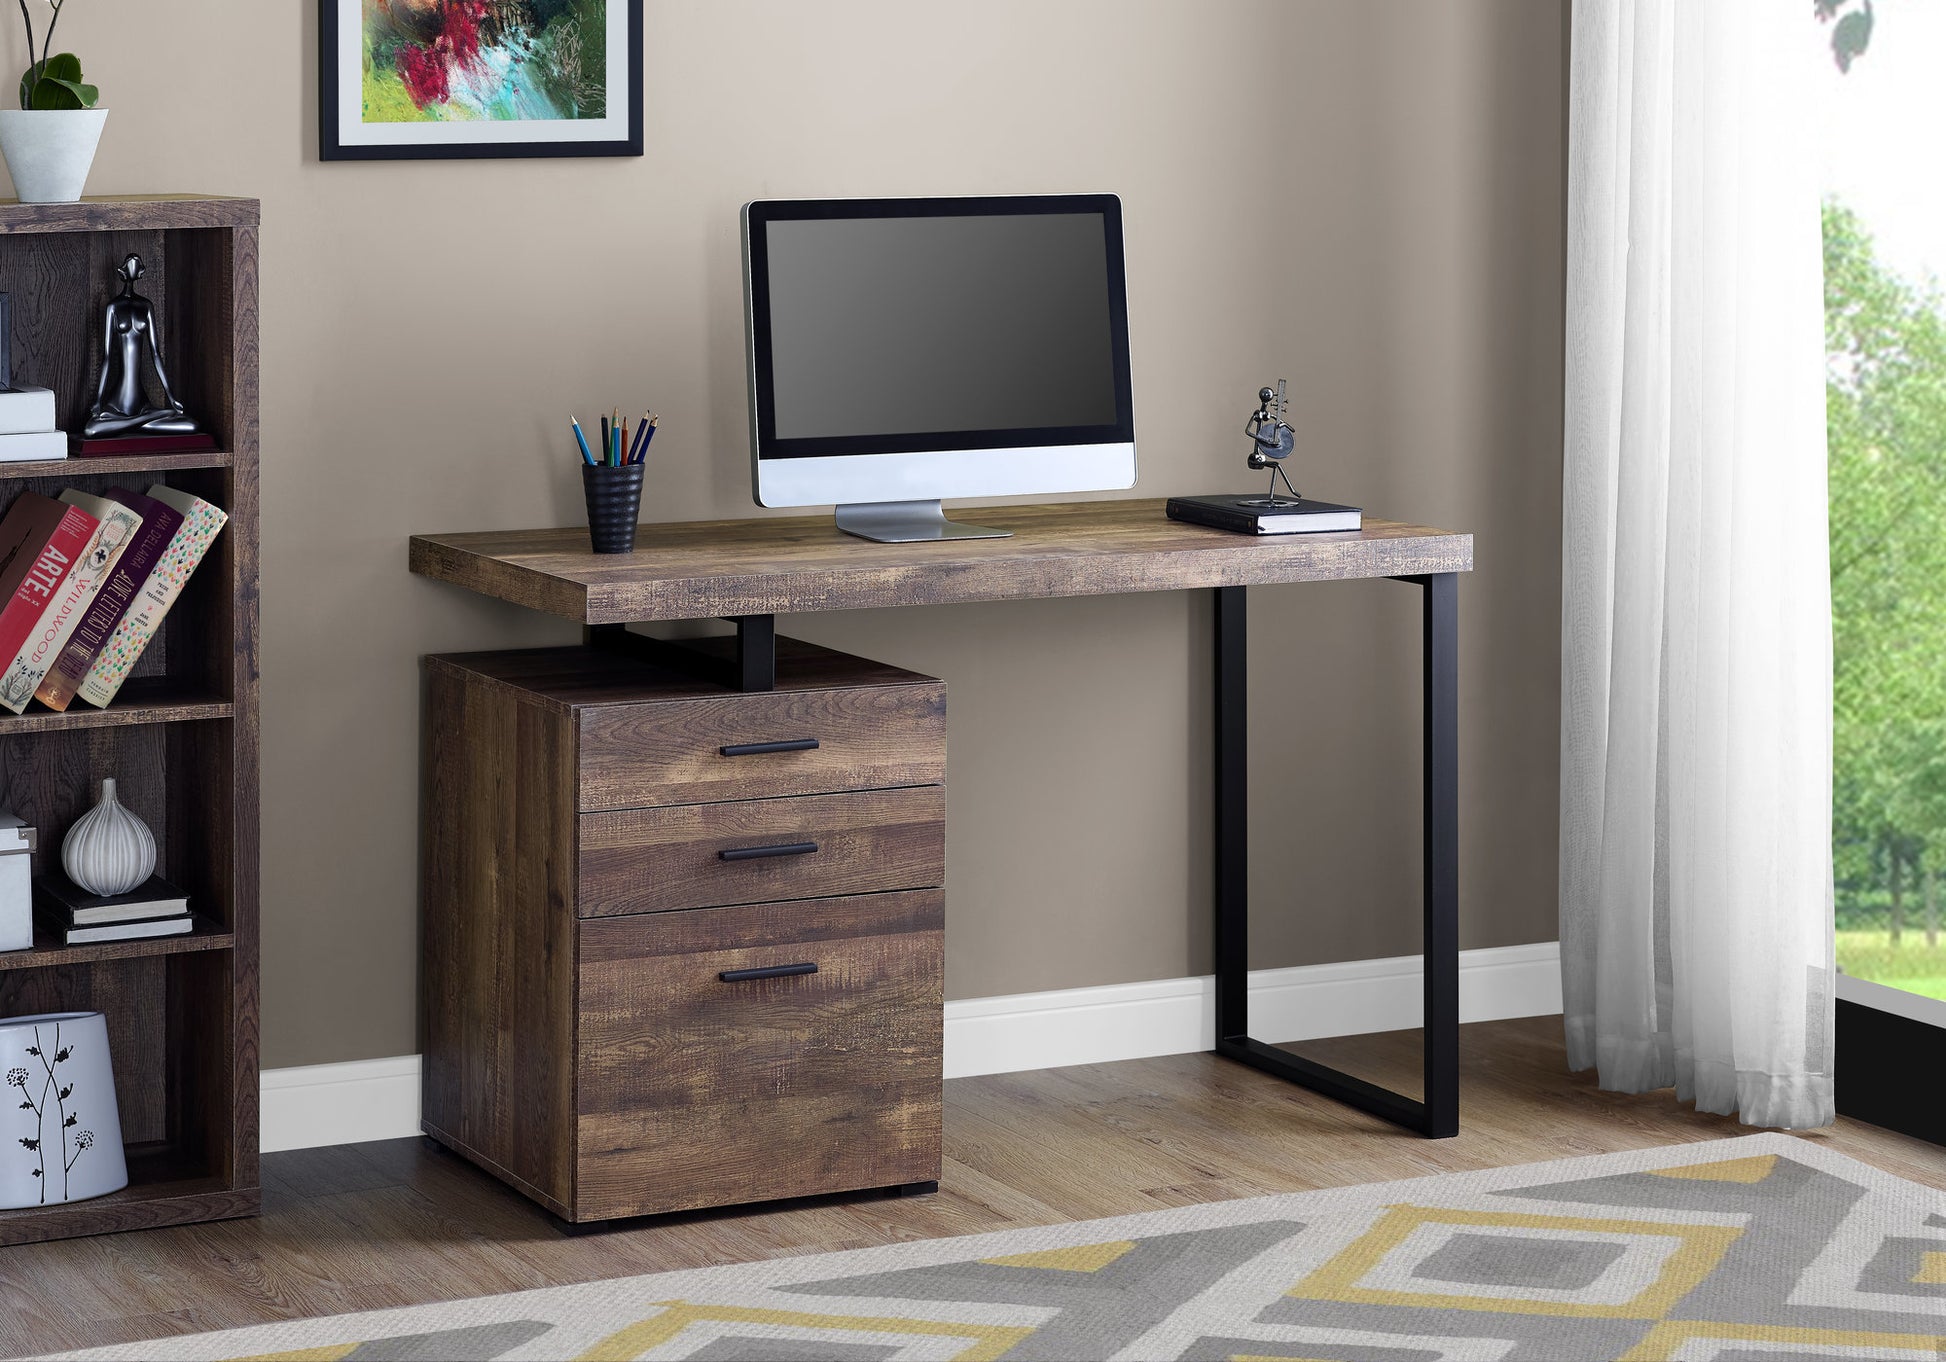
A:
0,1012,126,1208
0,108,107,204
62,778,154,897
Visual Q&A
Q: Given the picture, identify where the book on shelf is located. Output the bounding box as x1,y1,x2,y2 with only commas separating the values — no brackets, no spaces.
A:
0,431,67,462
35,870,189,927
0,491,143,714
34,488,184,712
0,492,96,672
34,906,195,946
77,485,227,710
71,432,217,458
0,386,56,438
1164,494,1364,535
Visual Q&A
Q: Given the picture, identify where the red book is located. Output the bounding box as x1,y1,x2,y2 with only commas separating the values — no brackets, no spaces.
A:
0,493,96,669
70,433,218,457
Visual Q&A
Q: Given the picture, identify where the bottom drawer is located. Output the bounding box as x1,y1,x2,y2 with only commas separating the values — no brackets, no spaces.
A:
574,890,943,1221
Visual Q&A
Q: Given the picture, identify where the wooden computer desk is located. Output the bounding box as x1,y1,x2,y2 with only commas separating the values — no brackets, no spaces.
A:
410,498,1472,1221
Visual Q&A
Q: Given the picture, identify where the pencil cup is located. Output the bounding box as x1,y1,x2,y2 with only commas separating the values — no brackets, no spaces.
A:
582,463,645,554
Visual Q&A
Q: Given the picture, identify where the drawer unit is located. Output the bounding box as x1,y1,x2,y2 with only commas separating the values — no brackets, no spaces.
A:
578,785,945,916
575,891,943,1221
421,638,946,1223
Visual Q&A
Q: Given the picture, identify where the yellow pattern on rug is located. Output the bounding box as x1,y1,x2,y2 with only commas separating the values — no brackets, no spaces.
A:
1646,1154,1779,1184
1619,1319,1946,1360
981,1240,1138,1273
573,1300,1036,1362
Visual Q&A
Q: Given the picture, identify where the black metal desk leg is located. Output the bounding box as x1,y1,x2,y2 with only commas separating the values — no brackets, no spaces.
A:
1210,575,1460,1138
1214,586,1248,1043
1422,571,1460,1137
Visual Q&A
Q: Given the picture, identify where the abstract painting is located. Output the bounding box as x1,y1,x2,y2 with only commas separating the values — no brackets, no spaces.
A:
320,0,642,160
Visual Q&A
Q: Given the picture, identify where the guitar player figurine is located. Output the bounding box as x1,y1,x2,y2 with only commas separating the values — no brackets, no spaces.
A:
1163,378,1363,534
1242,380,1302,507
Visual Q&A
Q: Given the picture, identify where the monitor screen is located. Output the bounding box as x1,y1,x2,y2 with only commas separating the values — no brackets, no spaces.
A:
745,196,1134,461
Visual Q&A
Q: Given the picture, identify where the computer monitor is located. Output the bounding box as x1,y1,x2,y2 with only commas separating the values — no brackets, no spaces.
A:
742,194,1136,542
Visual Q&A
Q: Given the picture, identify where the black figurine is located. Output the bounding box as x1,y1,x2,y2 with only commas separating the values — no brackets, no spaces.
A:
83,254,200,440
1241,379,1300,507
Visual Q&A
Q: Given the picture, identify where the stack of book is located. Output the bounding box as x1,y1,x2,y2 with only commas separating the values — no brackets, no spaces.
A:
0,385,65,462
0,483,227,713
35,871,193,945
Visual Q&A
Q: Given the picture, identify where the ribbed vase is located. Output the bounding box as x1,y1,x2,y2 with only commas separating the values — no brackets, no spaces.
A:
62,778,155,897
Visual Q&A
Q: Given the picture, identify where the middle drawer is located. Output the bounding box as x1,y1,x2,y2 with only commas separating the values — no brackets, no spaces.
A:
578,785,946,917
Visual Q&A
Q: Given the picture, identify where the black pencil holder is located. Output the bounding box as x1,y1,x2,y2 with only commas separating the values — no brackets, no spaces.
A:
582,463,645,554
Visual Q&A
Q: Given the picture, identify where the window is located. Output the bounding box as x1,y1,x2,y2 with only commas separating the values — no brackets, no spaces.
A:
1822,2,1946,1012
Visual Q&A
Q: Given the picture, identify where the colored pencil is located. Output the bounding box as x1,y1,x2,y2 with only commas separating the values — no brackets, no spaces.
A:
571,417,596,466
627,410,653,464
599,414,611,466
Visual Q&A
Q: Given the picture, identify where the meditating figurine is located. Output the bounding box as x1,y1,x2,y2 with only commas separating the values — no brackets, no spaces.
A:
82,254,200,440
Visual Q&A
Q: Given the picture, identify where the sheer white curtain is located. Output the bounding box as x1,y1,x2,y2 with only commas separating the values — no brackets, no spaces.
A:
1560,0,1834,1129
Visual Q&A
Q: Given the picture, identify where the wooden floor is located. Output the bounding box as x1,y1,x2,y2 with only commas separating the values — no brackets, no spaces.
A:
1,1016,1941,1358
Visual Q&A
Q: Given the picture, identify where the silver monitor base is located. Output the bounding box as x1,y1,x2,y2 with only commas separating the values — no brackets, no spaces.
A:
833,500,1012,543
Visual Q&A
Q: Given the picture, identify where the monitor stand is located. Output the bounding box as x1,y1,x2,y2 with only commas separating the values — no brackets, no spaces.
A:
833,500,1012,543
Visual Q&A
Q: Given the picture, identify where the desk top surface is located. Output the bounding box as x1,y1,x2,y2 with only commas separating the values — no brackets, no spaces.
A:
409,498,1473,625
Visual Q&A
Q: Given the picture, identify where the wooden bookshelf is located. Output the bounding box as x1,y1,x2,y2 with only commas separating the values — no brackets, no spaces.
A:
0,195,258,1246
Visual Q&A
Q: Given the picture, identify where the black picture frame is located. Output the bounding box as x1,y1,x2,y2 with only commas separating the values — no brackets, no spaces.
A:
319,0,643,162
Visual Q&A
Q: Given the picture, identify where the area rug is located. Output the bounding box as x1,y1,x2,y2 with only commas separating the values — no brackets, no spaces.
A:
45,1134,1946,1362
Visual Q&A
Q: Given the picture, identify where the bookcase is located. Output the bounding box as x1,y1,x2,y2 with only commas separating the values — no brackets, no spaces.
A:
0,196,258,1245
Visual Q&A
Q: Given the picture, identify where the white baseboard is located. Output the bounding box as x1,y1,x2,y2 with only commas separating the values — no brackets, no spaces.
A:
261,1055,423,1154
259,941,1562,1153
942,941,1562,1079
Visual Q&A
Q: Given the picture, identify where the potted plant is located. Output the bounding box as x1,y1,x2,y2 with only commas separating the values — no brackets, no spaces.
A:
0,0,102,204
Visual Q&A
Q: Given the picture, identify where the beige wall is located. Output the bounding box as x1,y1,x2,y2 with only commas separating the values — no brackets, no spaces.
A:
9,1,1564,1068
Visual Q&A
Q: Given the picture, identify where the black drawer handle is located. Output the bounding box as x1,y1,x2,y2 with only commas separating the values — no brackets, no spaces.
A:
720,962,819,982
718,841,819,862
720,738,820,757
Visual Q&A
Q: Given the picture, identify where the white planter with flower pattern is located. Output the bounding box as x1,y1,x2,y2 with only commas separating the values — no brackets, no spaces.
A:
0,1011,126,1208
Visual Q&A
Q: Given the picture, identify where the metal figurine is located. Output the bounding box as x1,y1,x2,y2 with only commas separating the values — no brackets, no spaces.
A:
82,254,200,440
1241,379,1301,506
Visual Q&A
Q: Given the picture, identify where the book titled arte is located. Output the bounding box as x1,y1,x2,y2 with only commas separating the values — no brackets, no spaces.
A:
0,492,96,673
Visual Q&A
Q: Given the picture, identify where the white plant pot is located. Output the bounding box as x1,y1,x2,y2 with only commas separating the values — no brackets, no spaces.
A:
0,1012,127,1209
0,108,107,204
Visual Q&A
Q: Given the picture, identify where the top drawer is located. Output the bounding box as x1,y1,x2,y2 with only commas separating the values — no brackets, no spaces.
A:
578,680,945,810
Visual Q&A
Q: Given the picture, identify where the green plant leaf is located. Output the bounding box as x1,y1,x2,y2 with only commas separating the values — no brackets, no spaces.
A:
27,78,94,111
20,55,97,110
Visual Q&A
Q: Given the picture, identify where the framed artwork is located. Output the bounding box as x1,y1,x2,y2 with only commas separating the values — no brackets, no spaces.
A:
320,0,643,161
